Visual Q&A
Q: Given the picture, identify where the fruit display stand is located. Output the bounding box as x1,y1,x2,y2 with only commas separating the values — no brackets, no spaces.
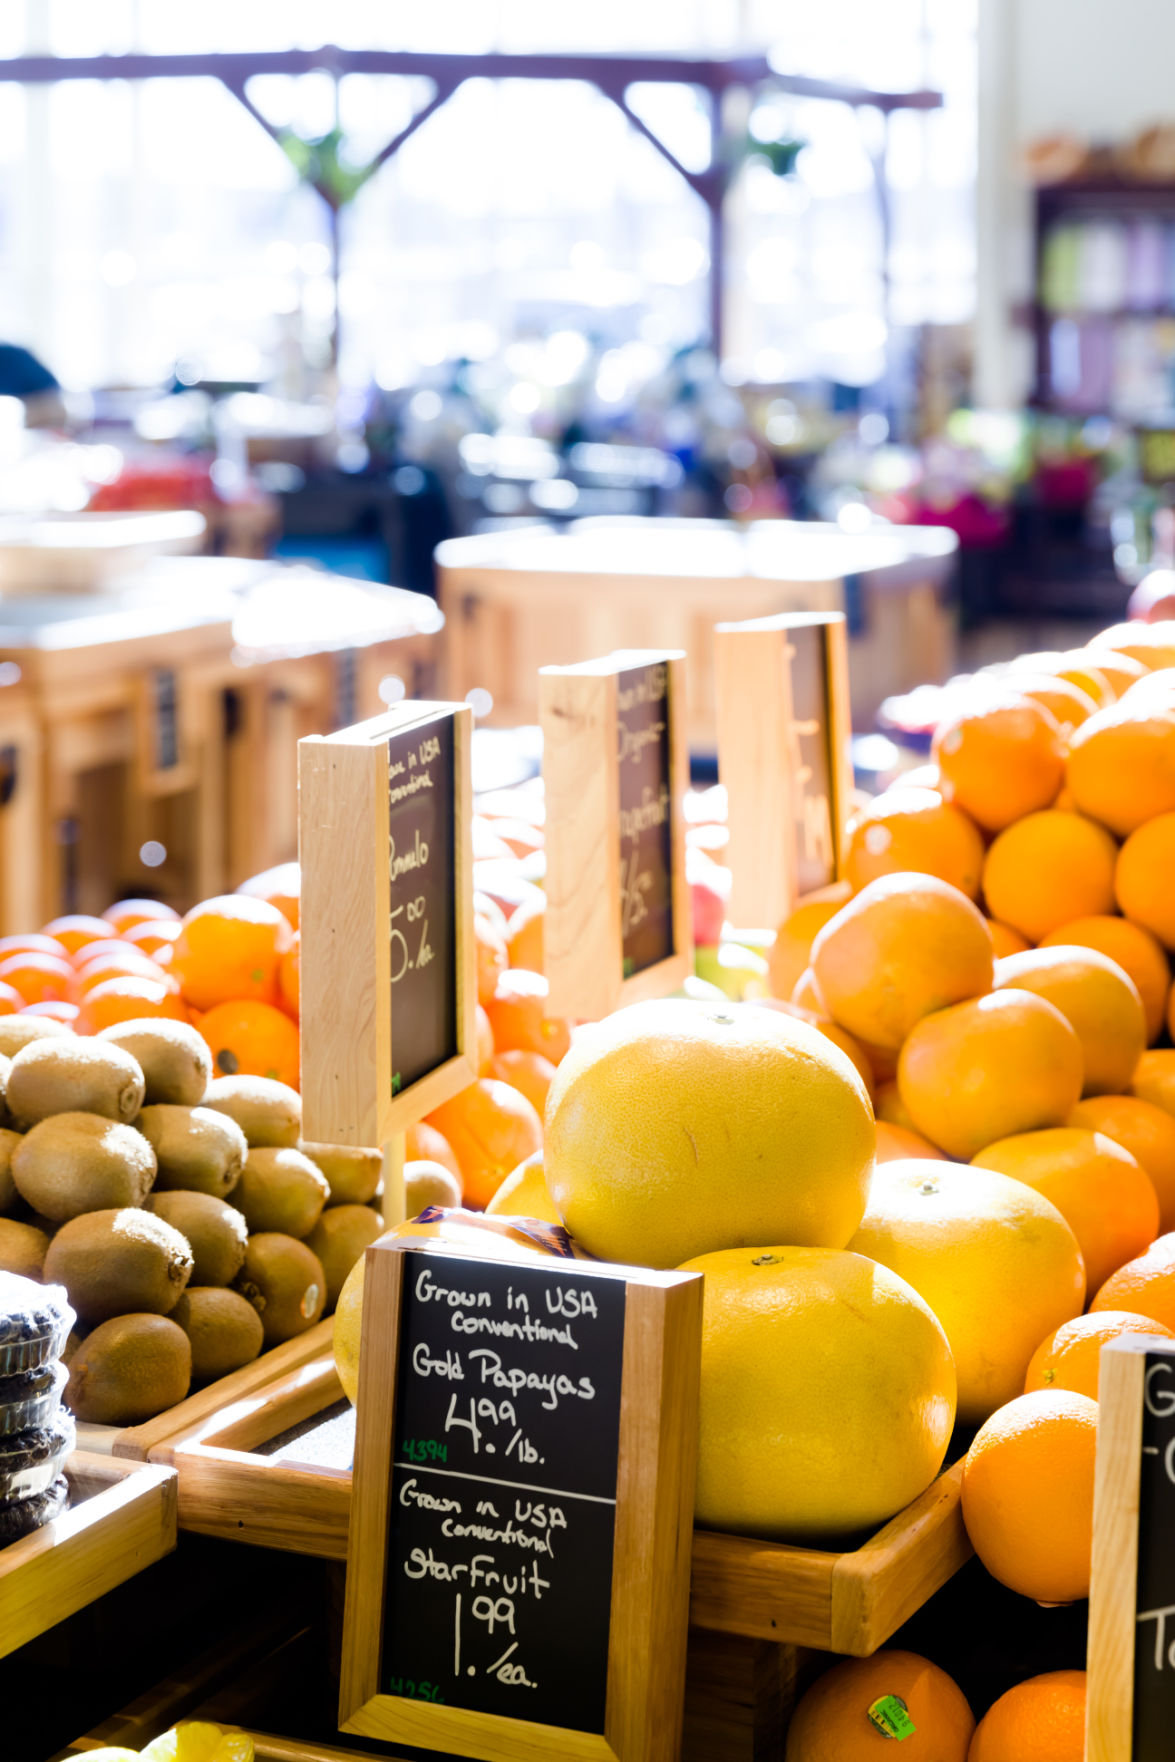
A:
0,1449,177,1661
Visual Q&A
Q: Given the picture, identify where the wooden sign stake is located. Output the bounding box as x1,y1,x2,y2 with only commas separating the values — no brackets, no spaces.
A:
714,610,853,932
540,650,692,1021
1088,1333,1175,1760
299,702,478,1224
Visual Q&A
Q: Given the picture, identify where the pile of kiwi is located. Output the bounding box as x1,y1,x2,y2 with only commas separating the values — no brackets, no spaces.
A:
0,1015,387,1426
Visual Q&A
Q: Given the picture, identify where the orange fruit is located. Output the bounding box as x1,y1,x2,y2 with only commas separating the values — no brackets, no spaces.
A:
505,895,545,973
22,1000,78,1025
961,1390,1097,1602
898,990,1083,1162
1041,914,1170,1043
123,919,184,958
973,1126,1158,1293
236,860,300,930
791,966,825,1013
42,914,118,957
1132,1049,1175,1118
1116,811,1175,949
0,982,23,1016
993,945,1145,1096
75,950,175,996
1025,1309,1175,1400
476,1002,494,1075
0,951,74,1005
810,874,994,1053
844,788,985,900
279,933,300,1018
485,969,572,1064
0,934,67,963
1010,672,1099,736
767,884,851,1001
488,1048,557,1119
1077,648,1147,698
404,1120,462,1188
488,818,545,859
171,895,293,1012
851,1159,1085,1424
980,810,1117,943
474,912,508,1007
426,1079,544,1209
1090,1231,1175,1325
545,999,874,1268
875,1121,945,1162
932,693,1065,832
1092,618,1175,668
1012,650,1114,709
684,1244,955,1541
875,1080,916,1129
784,1650,974,1761
1067,699,1175,834
987,921,1029,959
968,1670,1086,1762
1069,1094,1175,1233
198,998,299,1088
75,976,189,1034
103,898,179,932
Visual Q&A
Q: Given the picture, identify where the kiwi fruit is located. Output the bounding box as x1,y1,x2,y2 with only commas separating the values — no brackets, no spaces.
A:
203,1075,301,1148
0,1126,21,1213
304,1204,384,1309
66,1313,191,1423
45,1207,192,1322
233,1146,329,1239
98,1019,212,1107
303,1141,382,1206
405,1161,462,1217
137,1104,247,1198
171,1286,265,1381
12,1113,156,1222
0,1017,71,1058
0,1217,50,1279
235,1233,326,1345
145,1190,248,1287
7,1037,145,1127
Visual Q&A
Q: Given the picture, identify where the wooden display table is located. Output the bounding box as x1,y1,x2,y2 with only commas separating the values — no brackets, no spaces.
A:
436,517,958,744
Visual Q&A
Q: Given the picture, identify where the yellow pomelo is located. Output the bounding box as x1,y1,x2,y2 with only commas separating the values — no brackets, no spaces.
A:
681,1245,955,1542
849,1159,1086,1425
484,1152,562,1223
544,999,874,1269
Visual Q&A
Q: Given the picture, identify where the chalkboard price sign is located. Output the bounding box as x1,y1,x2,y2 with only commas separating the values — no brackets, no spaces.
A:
1088,1335,1175,1760
341,1239,703,1762
540,650,691,1021
299,703,478,1149
715,611,853,931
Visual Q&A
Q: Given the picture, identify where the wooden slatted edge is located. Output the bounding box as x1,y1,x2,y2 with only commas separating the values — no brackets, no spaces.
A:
828,1460,971,1657
0,1450,177,1661
116,1321,335,1463
170,1443,351,1558
688,1530,836,1649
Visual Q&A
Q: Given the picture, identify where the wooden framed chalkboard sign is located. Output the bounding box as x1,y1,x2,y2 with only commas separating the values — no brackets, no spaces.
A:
714,610,853,932
1088,1333,1175,1761
298,702,478,1148
340,1237,703,1762
539,650,691,1021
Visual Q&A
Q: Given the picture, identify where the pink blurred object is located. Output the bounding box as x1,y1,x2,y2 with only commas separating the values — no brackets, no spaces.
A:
1128,568,1175,622
687,846,730,947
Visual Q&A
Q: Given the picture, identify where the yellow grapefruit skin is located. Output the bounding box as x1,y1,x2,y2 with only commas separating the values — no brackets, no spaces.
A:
680,1245,956,1542
484,1152,562,1223
544,1000,875,1269
849,1158,1086,1425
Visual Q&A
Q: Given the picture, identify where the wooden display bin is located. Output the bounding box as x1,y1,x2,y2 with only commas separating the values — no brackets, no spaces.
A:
0,1450,177,1661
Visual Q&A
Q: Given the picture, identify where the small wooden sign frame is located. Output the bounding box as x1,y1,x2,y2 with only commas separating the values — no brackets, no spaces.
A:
1088,1333,1175,1761
714,610,853,931
340,1237,702,1762
298,702,478,1148
540,649,692,1021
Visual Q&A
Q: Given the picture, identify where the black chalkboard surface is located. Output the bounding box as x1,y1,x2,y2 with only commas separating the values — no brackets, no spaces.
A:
387,711,458,1098
153,667,179,772
785,624,836,897
616,661,674,979
381,1247,626,1732
1134,1345,1175,1753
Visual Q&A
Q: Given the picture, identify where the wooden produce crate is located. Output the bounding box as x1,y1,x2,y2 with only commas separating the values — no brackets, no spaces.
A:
144,1353,973,1656
0,1450,177,1660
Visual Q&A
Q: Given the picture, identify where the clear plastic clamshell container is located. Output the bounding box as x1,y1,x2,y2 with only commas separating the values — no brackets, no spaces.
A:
0,1272,74,1377
0,1410,75,1504
0,1361,67,1438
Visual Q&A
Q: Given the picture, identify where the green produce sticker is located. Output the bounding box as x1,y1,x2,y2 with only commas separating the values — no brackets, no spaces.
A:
868,1694,917,1739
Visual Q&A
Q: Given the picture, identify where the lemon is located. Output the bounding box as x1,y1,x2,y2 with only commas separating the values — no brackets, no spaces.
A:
140,1724,254,1762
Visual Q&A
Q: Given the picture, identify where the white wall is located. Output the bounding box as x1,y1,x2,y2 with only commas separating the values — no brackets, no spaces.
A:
976,0,1175,406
